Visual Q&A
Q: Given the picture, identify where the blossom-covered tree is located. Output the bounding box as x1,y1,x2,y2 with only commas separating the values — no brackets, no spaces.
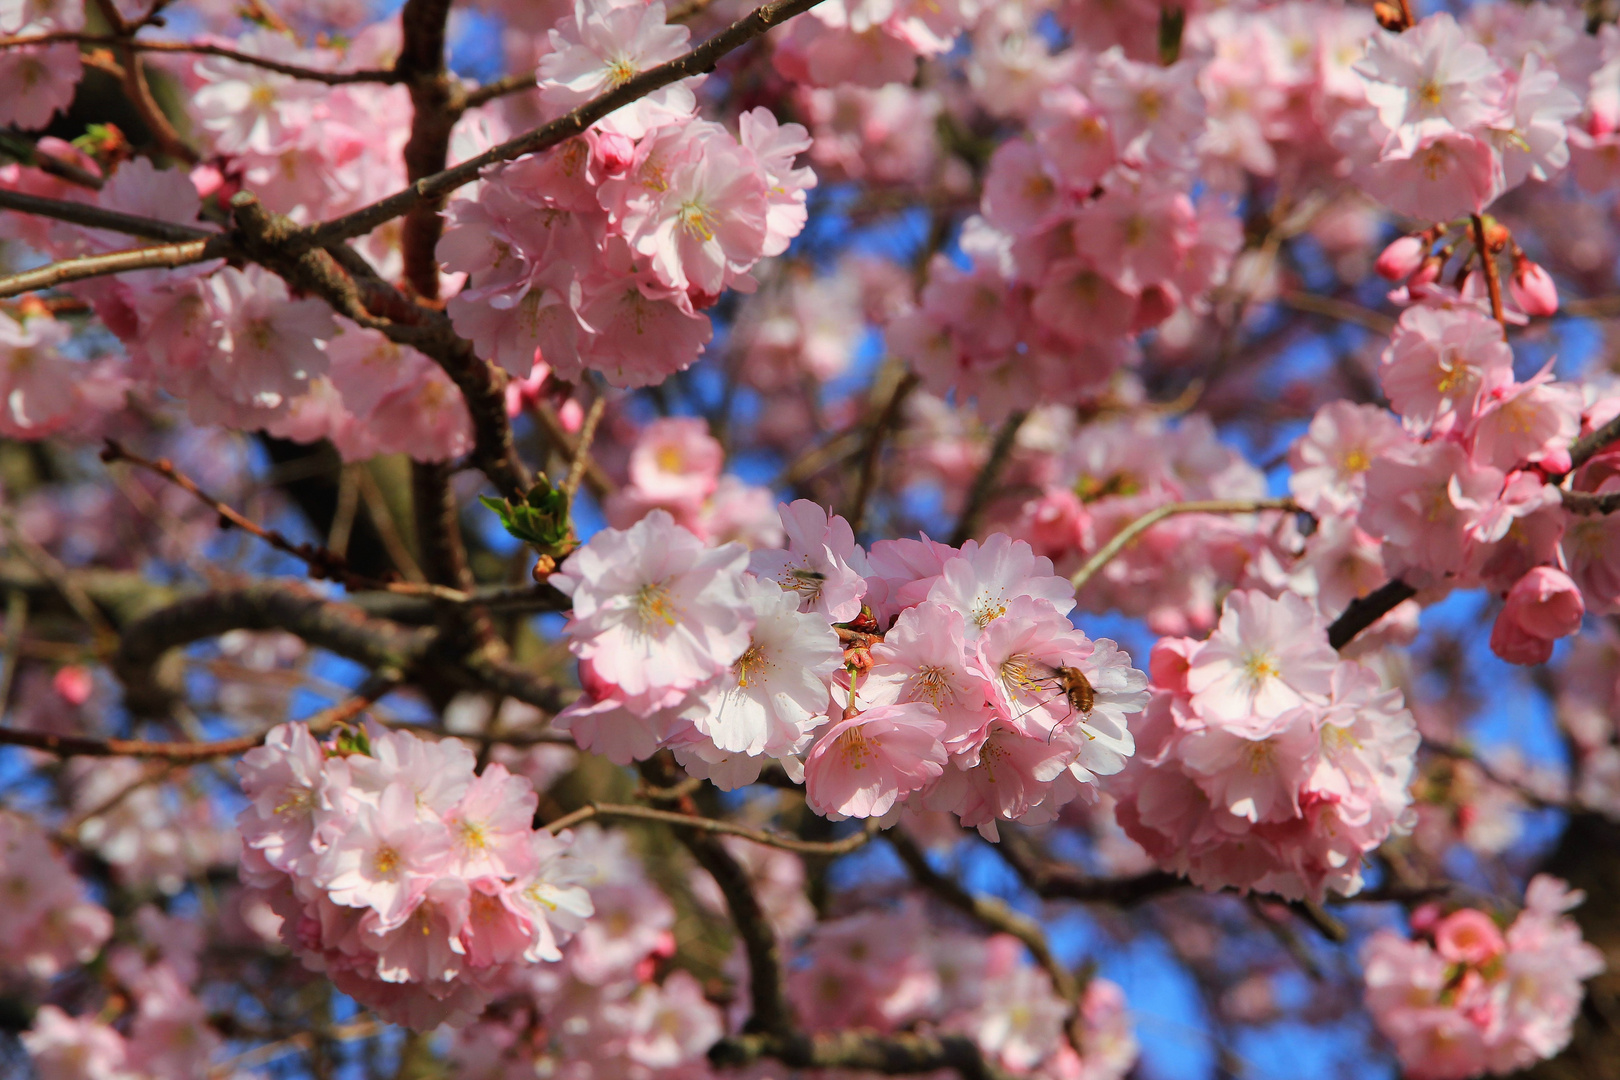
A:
3,0,1620,1077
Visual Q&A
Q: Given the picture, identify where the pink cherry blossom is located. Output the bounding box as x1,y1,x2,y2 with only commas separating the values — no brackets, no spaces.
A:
538,0,699,140
551,509,753,698
804,701,948,819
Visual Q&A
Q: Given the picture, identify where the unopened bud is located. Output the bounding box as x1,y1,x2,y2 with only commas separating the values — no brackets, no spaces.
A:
1510,259,1559,317
1375,235,1426,281
1483,220,1511,254
1408,254,1443,290
1372,0,1406,30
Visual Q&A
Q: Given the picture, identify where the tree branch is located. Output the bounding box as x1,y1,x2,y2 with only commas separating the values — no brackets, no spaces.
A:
545,801,879,856
886,829,1081,1013
0,186,216,242
0,237,225,299
948,410,1027,547
1325,578,1416,651
710,1031,1015,1080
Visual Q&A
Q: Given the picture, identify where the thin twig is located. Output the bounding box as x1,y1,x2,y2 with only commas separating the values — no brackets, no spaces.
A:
0,510,118,654
561,395,608,502
949,411,1027,547
0,237,226,299
0,681,391,759
545,801,881,856
1277,290,1395,334
887,828,1087,1048
0,590,26,721
1070,498,1301,590
1473,214,1505,325
102,439,468,601
845,368,919,533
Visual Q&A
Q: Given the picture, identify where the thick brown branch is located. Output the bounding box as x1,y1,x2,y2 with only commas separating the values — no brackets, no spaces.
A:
1325,578,1417,651
1562,488,1620,515
1564,413,1620,478
711,1031,1015,1080
228,193,529,499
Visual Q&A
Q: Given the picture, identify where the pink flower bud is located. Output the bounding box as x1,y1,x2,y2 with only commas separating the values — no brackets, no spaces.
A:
1434,909,1505,966
1408,255,1443,291
588,129,636,175
1375,235,1427,281
1510,260,1559,317
52,665,93,706
1489,567,1585,666
557,397,585,433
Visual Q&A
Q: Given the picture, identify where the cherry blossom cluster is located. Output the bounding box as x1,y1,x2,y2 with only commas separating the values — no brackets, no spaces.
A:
603,415,785,547
445,824,726,1079
772,0,980,88
552,500,1149,837
0,810,112,983
1363,875,1605,1079
1305,304,1620,666
887,45,1241,421
235,720,596,1029
0,0,82,130
1109,590,1420,901
1341,11,1584,225
23,905,221,1080
987,411,1294,637
788,905,1138,1080
436,0,816,389
1,143,483,458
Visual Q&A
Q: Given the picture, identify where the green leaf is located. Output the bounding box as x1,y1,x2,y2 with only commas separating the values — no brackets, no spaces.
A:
479,478,574,553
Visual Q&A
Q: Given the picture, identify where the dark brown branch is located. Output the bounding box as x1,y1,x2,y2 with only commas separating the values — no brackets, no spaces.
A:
844,369,919,533
1325,578,1417,651
1562,488,1620,515
1564,413,1620,478
948,410,1027,547
710,1031,1015,1080
993,830,1184,905
0,186,215,242
886,829,1080,1008
227,192,530,500
297,0,832,250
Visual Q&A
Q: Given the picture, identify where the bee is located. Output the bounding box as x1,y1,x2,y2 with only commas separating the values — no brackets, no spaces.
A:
1052,664,1095,719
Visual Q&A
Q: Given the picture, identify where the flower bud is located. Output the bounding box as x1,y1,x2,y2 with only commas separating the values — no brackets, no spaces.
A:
1489,567,1584,666
1375,235,1426,281
1510,259,1558,317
